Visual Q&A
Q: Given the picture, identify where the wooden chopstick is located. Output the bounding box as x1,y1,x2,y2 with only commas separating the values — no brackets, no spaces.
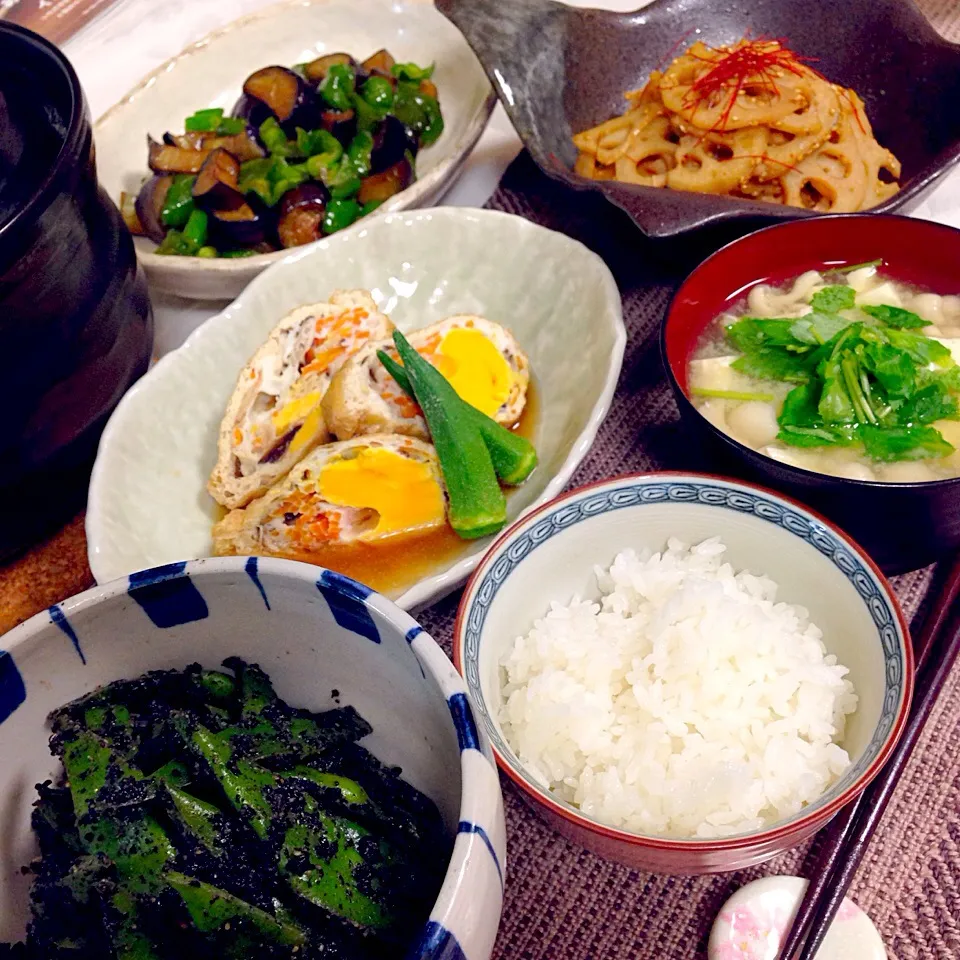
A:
775,555,960,960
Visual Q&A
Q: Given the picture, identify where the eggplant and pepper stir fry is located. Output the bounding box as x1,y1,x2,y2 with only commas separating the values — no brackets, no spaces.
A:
2,660,448,959
124,50,444,257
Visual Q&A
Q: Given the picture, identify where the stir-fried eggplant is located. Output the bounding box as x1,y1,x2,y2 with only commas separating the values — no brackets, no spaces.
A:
134,174,174,243
165,129,266,162
277,183,328,248
133,49,442,257
208,201,270,249
243,66,309,126
321,108,357,146
358,158,414,206
192,148,245,211
6,660,448,959
303,53,359,85
360,49,395,78
370,115,418,173
148,136,208,174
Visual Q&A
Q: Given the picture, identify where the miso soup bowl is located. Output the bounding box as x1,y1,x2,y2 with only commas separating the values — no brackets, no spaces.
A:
662,214,960,574
0,558,505,959
454,472,913,875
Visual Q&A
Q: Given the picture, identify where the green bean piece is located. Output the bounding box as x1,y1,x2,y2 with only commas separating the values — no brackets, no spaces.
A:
279,820,391,929
167,873,307,946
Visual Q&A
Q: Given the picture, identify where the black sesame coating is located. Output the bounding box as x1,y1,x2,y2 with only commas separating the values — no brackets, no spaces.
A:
8,659,448,959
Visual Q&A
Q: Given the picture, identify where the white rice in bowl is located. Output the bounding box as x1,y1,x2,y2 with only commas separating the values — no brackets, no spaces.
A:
497,537,858,839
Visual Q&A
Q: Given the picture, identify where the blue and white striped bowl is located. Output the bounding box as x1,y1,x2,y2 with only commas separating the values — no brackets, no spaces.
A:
0,557,505,958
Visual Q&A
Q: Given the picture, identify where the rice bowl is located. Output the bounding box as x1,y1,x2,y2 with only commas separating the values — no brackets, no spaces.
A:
455,472,913,874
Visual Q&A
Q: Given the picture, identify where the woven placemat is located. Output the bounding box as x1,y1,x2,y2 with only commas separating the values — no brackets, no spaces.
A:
416,154,960,960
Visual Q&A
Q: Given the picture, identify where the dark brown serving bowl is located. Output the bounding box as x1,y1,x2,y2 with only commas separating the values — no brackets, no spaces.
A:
661,214,960,575
436,0,960,241
0,24,153,560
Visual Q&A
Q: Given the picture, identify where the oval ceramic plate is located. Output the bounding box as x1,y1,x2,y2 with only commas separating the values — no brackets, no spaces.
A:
94,0,496,300
86,207,626,610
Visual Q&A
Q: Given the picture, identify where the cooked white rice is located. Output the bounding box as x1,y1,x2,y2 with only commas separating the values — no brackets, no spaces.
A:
498,537,858,839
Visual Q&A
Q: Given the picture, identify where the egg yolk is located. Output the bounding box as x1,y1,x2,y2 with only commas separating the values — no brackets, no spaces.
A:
272,390,322,432
318,447,446,538
431,328,514,417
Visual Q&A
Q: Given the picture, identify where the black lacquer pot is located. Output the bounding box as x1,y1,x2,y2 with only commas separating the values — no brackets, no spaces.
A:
0,23,153,560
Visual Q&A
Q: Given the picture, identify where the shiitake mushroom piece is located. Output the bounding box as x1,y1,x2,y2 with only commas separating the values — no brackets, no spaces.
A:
276,183,329,248
147,136,208,174
321,108,358,146
361,49,396,77
134,174,174,243
192,148,245,211
303,53,359,84
370,115,419,173
207,199,271,249
242,66,308,124
357,158,414,205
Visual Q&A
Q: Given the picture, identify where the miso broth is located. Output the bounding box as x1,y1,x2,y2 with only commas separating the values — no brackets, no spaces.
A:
688,264,960,483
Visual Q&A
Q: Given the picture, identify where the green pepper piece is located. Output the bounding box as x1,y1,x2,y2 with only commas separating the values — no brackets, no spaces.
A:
156,229,188,255
160,174,196,228
237,157,274,205
418,94,444,146
361,75,395,110
394,86,443,146
167,873,307,947
316,154,362,198
296,127,341,158
361,199,384,217
378,349,537,485
182,209,209,251
185,107,224,132
258,117,298,158
322,198,362,234
216,116,247,136
350,90,385,132
391,330,507,538
347,131,375,177
393,84,426,133
220,248,258,258
279,820,391,929
391,62,435,82
319,62,356,111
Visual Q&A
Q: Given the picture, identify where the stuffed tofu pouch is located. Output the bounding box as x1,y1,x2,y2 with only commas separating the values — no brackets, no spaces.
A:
212,434,447,557
322,315,530,442
208,289,393,509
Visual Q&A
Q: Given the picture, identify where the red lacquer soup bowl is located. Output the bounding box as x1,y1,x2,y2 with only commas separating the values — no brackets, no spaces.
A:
662,214,960,575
